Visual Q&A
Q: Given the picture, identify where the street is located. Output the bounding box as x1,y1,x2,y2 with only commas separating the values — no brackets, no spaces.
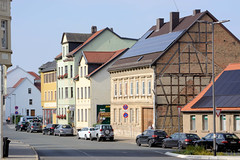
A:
3,124,185,160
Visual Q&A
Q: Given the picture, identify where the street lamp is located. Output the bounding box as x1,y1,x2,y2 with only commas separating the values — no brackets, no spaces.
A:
12,94,16,125
197,19,230,156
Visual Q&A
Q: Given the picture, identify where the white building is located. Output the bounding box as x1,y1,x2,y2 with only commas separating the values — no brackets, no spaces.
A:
5,66,42,120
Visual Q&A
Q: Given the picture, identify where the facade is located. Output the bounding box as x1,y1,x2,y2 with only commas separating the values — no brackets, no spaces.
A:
39,60,57,127
182,63,240,138
5,66,42,119
75,49,127,129
56,26,137,127
109,9,240,137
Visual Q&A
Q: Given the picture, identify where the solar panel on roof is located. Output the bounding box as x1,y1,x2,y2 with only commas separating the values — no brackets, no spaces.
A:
120,30,185,59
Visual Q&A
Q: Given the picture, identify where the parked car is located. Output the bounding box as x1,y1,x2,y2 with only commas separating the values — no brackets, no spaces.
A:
54,124,73,136
26,122,42,133
15,121,29,131
162,133,200,149
194,133,240,152
136,129,168,147
91,124,114,141
77,127,95,140
42,124,59,135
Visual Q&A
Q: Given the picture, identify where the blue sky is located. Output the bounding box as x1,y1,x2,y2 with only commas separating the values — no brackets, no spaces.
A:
10,0,240,73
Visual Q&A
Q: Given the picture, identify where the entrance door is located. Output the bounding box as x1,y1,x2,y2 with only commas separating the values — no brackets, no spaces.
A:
31,109,35,116
142,108,153,132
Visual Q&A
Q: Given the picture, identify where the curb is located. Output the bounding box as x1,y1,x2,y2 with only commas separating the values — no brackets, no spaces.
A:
165,152,240,160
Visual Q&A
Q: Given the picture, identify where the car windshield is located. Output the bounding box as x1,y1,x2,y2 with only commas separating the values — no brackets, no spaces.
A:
62,125,71,129
90,128,94,131
186,134,200,139
102,125,112,130
154,130,167,136
225,134,239,140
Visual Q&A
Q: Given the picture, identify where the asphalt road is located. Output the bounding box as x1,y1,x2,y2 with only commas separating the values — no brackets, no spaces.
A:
4,125,185,160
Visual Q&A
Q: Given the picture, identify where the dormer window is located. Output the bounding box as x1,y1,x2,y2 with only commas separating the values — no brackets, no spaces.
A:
62,46,65,57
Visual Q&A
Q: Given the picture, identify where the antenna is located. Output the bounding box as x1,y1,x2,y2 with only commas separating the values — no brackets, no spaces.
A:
173,0,179,12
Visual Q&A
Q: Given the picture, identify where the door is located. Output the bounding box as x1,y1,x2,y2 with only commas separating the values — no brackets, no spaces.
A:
142,108,153,132
31,109,35,116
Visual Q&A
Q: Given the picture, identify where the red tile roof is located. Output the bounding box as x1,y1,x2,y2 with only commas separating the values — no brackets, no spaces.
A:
182,63,240,112
55,52,62,60
13,78,25,88
66,29,106,57
84,51,116,64
28,72,40,80
86,48,128,78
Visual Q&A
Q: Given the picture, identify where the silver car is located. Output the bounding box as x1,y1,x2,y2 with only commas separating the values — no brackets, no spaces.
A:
54,124,73,136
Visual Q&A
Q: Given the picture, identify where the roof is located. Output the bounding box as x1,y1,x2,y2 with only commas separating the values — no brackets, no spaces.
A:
182,63,240,112
86,48,128,78
55,53,62,60
83,51,116,64
27,72,40,80
39,60,56,73
109,10,239,71
12,78,25,88
61,33,92,44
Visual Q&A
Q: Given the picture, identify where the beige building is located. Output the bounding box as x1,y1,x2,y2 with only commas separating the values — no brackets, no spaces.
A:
182,63,240,138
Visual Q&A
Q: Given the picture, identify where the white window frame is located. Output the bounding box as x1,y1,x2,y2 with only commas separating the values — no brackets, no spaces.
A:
114,83,117,97
136,81,139,95
190,115,196,130
125,82,128,96
130,82,133,96
119,83,122,97
142,81,145,95
148,80,151,95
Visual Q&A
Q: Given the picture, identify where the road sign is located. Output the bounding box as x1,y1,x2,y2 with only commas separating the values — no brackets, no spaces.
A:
15,111,18,115
216,109,222,117
123,112,128,118
123,104,128,110
15,106,18,110
177,106,182,115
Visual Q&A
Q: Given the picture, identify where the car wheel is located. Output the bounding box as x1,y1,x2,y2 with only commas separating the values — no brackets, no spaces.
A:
97,135,101,142
54,133,56,136
85,134,88,140
148,139,154,147
110,137,114,141
30,130,33,133
42,131,45,135
48,131,51,135
178,142,183,149
90,134,93,141
136,139,141,146
162,142,166,148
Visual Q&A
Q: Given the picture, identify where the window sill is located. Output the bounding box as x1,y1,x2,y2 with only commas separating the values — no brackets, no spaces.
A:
201,130,210,133
189,130,197,133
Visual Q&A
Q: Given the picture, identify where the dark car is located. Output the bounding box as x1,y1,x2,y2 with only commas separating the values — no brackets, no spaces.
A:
15,121,29,131
194,133,240,152
136,129,168,147
26,122,42,133
162,133,200,149
42,124,58,135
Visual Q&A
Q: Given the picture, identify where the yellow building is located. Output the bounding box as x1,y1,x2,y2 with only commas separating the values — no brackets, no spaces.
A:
39,61,57,126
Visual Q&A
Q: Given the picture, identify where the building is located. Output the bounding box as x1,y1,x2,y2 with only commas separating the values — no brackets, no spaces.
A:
55,26,137,127
182,63,240,137
75,49,128,129
39,60,57,126
5,66,42,119
109,9,240,137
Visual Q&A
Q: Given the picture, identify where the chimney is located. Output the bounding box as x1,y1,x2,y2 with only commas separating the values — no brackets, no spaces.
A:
193,9,201,16
156,18,164,31
91,26,97,34
170,12,179,32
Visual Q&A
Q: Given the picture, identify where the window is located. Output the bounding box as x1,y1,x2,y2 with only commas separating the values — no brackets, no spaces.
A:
220,115,226,131
88,87,90,99
61,88,63,99
78,109,80,121
85,109,87,122
136,81,139,95
1,20,7,49
29,99,33,105
148,80,151,95
51,91,53,100
77,88,79,99
84,66,86,76
113,109,116,122
71,87,73,98
125,82,128,96
142,81,145,95
130,108,134,123
65,66,68,75
58,67,60,76
114,83,117,97
80,67,83,77
85,87,87,99
65,87,68,98
62,46,65,56
26,109,29,116
119,83,122,96
81,87,83,99
70,65,73,78
119,109,122,123
234,115,240,131
61,67,63,75
58,88,60,99
66,45,68,54
130,82,133,96
203,115,208,130
45,91,47,101
190,115,196,130
81,109,83,122
48,91,50,101
135,108,139,123
28,88,31,94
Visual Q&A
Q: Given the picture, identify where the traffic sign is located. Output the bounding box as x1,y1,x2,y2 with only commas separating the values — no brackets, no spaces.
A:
15,106,18,110
123,104,128,110
177,106,182,115
15,111,18,115
216,109,221,117
123,112,128,118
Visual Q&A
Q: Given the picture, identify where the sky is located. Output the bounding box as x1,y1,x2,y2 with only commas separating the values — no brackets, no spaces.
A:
10,0,240,74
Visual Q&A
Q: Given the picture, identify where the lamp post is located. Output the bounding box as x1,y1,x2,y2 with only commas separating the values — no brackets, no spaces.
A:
12,94,16,125
197,19,230,156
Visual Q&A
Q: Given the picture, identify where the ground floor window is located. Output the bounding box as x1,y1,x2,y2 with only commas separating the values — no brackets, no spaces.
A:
202,115,208,130
43,109,55,126
220,115,226,131
234,115,240,131
190,115,196,130
26,109,29,116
